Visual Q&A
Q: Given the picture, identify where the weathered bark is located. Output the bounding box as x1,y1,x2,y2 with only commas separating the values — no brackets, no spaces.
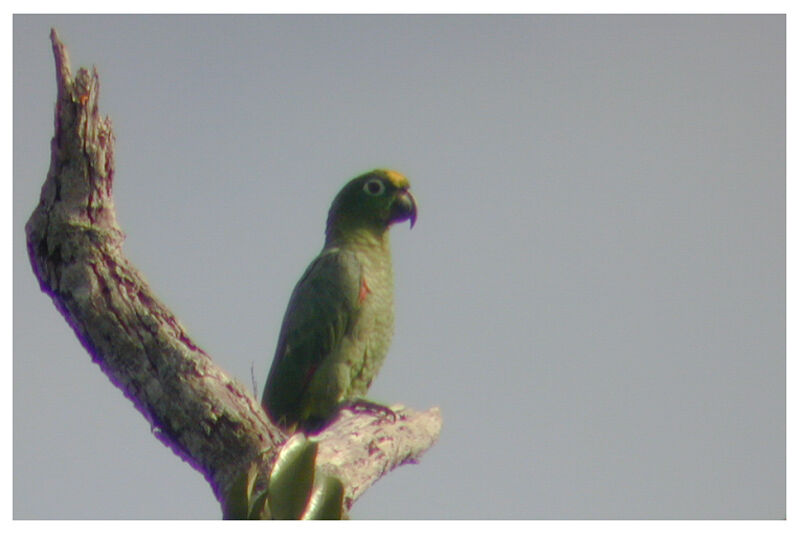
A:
25,29,441,516
316,405,443,508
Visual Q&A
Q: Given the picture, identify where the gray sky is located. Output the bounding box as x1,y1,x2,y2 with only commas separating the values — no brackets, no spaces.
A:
13,14,785,519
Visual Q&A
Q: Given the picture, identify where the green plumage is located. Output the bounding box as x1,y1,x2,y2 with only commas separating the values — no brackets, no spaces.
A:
262,169,417,432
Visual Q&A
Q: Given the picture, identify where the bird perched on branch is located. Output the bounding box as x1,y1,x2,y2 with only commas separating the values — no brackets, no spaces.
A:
262,169,417,433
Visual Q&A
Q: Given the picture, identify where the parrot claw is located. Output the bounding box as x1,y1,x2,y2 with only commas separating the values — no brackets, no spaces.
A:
345,399,397,424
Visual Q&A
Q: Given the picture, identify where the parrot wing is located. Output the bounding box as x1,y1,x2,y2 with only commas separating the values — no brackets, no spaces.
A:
263,248,363,425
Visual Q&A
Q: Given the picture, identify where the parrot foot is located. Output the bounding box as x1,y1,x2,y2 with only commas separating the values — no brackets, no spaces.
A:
344,399,397,423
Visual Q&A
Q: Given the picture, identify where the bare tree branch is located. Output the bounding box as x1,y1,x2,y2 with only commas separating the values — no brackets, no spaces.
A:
25,29,441,516
316,405,443,509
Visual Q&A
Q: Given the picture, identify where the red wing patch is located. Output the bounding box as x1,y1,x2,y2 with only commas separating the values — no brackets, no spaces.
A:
358,276,371,304
302,363,319,391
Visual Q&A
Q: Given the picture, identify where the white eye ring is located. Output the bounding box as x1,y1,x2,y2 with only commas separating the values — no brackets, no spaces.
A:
363,179,386,196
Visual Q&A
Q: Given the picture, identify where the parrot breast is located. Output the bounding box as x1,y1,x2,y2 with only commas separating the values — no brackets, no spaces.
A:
343,242,395,397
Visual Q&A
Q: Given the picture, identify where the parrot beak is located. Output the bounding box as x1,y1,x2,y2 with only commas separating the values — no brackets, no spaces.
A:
390,188,417,229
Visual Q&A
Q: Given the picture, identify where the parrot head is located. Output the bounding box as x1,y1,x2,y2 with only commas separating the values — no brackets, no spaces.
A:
326,169,417,241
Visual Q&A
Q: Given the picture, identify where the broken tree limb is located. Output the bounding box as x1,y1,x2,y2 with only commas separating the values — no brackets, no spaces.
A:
25,29,441,516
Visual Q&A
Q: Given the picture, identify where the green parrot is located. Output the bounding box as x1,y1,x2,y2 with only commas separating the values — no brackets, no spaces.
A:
262,169,417,433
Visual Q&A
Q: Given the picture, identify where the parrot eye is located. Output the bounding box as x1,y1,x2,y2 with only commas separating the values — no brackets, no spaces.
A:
363,179,386,196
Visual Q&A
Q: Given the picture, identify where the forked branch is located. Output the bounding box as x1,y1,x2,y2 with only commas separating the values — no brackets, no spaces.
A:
25,29,441,515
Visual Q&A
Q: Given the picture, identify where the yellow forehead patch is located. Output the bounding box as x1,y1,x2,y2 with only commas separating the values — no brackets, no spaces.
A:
375,169,410,189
